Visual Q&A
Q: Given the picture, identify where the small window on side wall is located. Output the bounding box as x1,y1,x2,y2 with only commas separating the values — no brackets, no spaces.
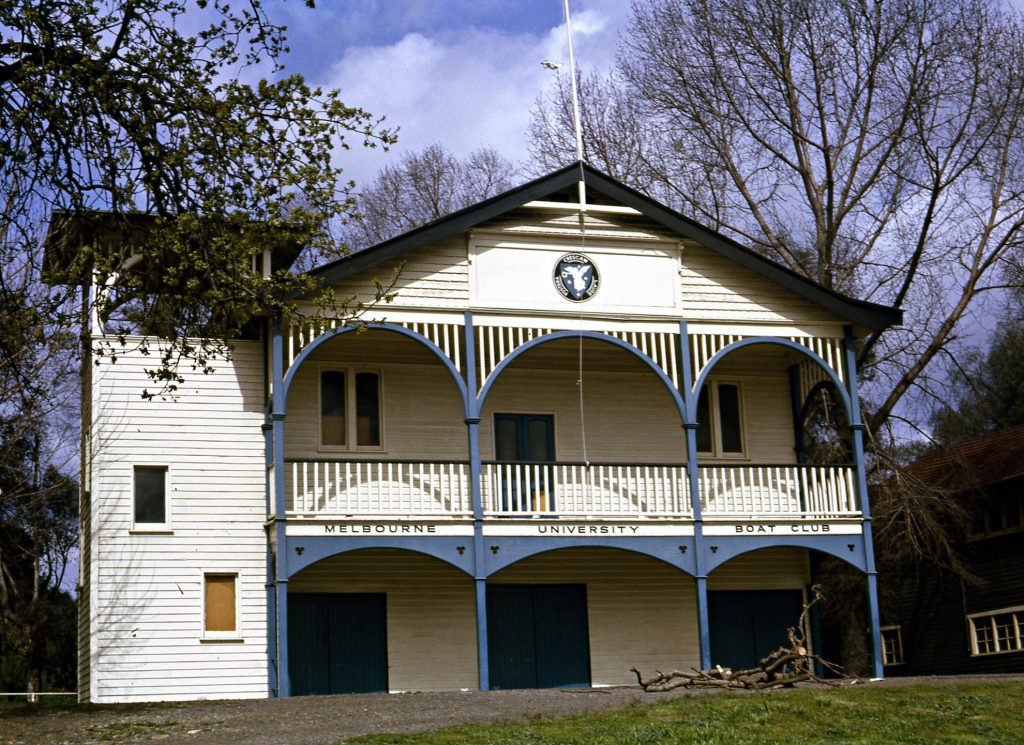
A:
133,465,168,526
880,626,904,666
204,573,238,635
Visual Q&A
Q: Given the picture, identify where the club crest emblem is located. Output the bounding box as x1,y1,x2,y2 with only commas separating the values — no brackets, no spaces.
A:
554,253,599,302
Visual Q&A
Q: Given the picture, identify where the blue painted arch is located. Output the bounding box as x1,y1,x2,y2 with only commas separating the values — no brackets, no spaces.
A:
482,540,696,577
285,537,476,578
281,322,471,415
702,536,868,574
691,337,852,423
476,330,687,422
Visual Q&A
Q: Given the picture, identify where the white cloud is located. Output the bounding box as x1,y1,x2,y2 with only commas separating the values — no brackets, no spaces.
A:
317,2,627,188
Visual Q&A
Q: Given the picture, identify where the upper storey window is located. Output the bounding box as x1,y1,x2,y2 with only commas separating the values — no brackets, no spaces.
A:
696,381,745,457
320,368,382,450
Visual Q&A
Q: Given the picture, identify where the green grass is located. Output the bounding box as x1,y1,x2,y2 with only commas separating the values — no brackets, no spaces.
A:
342,682,1024,745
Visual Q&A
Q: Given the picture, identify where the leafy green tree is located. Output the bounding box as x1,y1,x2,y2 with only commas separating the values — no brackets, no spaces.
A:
2,0,394,388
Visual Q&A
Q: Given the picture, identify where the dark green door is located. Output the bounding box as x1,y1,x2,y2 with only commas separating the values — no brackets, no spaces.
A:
487,584,590,689
708,590,803,670
288,593,388,695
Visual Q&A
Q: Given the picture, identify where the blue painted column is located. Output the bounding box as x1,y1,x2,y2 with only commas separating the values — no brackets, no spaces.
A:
464,311,490,690
271,315,291,696
679,321,711,670
843,326,884,679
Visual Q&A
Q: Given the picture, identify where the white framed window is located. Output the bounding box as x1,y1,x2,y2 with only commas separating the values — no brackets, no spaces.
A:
968,494,1024,540
202,572,241,641
880,626,904,666
968,606,1024,656
132,464,170,529
696,380,746,457
318,366,383,451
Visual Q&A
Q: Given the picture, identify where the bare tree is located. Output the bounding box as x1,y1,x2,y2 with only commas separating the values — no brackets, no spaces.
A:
338,144,519,253
532,0,1024,436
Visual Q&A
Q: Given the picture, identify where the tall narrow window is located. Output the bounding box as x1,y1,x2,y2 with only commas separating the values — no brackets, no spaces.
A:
320,370,347,447
133,465,167,525
355,372,381,447
204,573,237,633
696,387,712,453
717,383,743,453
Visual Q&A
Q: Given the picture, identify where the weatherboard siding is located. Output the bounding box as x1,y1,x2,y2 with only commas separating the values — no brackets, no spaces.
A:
329,236,470,308
287,549,478,692
707,548,811,590
680,244,840,324
489,549,700,686
88,339,268,702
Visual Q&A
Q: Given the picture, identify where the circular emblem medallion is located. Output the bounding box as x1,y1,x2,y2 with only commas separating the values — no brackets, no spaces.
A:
553,253,599,302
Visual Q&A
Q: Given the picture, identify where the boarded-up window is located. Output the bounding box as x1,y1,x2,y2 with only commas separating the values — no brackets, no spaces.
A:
205,574,237,633
134,466,167,524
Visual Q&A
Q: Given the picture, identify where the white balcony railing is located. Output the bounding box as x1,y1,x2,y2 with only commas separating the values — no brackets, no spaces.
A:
286,460,472,518
480,461,691,518
698,464,858,518
283,460,859,522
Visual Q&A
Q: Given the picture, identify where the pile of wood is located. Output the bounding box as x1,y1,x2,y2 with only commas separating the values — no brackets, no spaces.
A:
632,587,856,691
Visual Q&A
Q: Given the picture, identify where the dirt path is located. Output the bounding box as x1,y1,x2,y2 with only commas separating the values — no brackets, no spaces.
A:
2,675,1022,745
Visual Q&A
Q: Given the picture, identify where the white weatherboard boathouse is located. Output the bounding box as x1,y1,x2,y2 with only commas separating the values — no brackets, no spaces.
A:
61,163,901,701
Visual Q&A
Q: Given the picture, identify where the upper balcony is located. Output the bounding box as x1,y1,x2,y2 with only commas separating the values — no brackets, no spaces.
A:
275,319,862,531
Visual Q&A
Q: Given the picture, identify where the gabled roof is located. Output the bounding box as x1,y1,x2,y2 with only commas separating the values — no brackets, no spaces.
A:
910,425,1024,489
308,161,902,331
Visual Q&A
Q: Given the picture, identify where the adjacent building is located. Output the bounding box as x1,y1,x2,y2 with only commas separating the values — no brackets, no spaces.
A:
880,425,1024,675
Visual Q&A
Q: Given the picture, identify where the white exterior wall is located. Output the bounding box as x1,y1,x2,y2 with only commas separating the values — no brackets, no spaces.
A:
87,338,268,702
707,548,811,590
320,216,848,329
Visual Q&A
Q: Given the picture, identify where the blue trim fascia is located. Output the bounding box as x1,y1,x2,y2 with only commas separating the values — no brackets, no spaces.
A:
284,535,476,577
692,337,852,422
702,534,869,574
281,322,469,413
481,537,697,575
476,330,686,422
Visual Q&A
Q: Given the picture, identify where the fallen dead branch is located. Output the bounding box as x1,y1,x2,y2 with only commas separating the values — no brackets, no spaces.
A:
632,586,860,691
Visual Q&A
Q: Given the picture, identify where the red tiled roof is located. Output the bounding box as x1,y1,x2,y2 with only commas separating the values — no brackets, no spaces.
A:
909,424,1024,488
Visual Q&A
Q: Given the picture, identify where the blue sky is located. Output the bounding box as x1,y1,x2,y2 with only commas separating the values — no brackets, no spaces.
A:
263,0,629,186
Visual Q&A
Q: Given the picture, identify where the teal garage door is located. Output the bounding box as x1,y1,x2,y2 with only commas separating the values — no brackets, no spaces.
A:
487,584,591,689
288,593,388,695
708,590,804,671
